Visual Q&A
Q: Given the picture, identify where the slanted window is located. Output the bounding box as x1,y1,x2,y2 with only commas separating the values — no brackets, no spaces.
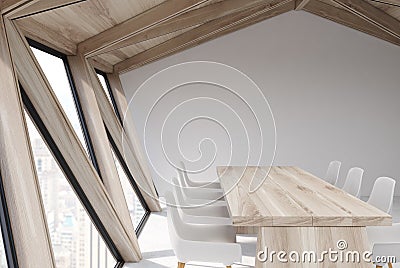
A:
25,112,116,268
27,42,118,268
112,150,146,229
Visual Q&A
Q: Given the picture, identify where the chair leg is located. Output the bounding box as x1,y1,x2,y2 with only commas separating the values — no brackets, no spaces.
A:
226,266,232,268
178,262,185,268
388,263,393,268
376,266,382,268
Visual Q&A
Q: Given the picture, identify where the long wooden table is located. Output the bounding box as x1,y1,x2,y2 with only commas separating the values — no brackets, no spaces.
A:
217,166,392,268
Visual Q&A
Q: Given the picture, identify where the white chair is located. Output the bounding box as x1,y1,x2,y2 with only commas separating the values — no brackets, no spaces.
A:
178,161,221,189
177,169,224,201
325,160,341,185
366,177,397,268
367,223,400,268
342,167,364,198
166,191,242,268
172,178,232,224
367,177,396,213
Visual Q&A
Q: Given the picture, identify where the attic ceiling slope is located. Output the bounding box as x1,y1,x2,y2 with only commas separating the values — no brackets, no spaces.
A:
7,0,400,73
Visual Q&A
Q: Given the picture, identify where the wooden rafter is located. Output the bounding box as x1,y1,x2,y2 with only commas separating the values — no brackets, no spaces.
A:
7,0,86,19
105,72,161,212
68,53,142,261
78,0,209,56
295,0,312,10
114,0,295,73
0,0,31,14
0,16,55,267
86,62,161,212
304,0,400,46
332,0,400,39
367,0,400,6
97,0,280,55
7,19,141,262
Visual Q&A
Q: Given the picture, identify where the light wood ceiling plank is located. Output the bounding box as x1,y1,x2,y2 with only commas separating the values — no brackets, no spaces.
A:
16,18,77,54
114,0,295,73
0,0,31,14
332,0,400,39
8,0,86,19
295,0,312,10
304,0,400,46
88,56,114,73
98,0,280,54
78,0,209,56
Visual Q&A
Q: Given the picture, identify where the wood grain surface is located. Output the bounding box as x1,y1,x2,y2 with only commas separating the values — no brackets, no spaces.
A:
217,166,391,227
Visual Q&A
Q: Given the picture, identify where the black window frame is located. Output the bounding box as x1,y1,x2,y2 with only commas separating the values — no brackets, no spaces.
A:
95,70,123,124
0,173,19,268
26,39,153,265
26,39,127,266
96,71,151,235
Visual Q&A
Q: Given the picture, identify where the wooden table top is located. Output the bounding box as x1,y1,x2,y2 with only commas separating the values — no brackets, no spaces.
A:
217,166,391,227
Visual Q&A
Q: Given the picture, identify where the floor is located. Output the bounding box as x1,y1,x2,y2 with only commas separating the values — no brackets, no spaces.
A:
124,197,400,268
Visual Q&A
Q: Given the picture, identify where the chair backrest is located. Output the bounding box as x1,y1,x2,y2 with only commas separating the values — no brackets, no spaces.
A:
325,160,341,185
165,191,183,252
172,177,190,207
177,165,189,188
178,161,190,187
342,167,364,198
367,177,396,213
165,191,203,242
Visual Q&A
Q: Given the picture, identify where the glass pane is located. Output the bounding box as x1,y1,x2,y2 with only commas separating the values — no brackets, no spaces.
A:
96,74,113,106
112,151,146,229
0,231,8,268
30,47,87,151
25,113,116,268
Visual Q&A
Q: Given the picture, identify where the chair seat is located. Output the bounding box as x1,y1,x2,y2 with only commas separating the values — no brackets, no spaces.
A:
176,239,241,266
181,213,232,225
367,224,400,265
187,180,221,189
166,191,242,267
367,223,400,247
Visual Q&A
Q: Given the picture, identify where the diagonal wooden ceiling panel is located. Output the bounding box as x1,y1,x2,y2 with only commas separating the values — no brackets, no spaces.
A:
9,0,400,73
304,0,400,45
365,0,400,17
14,0,165,54
96,26,198,65
114,0,296,73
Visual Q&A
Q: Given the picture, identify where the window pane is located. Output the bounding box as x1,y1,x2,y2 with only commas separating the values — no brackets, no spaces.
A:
0,231,8,268
31,47,87,150
96,74,113,106
112,151,146,229
25,113,116,268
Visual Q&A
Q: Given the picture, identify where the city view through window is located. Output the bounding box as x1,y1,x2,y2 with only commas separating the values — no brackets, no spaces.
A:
28,46,118,268
25,112,116,268
26,45,147,267
0,230,7,267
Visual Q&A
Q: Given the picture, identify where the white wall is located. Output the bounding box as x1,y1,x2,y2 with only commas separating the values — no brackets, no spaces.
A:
120,11,400,196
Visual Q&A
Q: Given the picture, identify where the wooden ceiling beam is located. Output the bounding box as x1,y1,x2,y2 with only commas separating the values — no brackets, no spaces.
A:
88,56,114,73
369,0,400,6
97,0,278,55
295,0,312,10
332,0,400,39
114,0,295,73
0,0,31,14
78,0,209,57
7,0,86,20
304,0,400,46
